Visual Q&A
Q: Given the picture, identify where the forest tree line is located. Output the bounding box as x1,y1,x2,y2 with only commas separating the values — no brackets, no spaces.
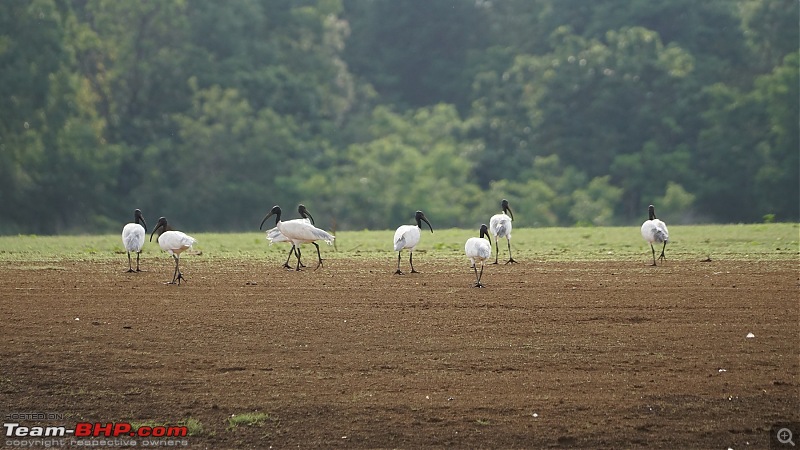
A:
1,0,797,234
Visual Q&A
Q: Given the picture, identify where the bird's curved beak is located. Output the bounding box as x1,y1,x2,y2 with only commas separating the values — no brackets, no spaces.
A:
141,217,148,234
422,216,433,233
149,224,160,242
259,212,275,230
505,205,514,220
304,211,315,226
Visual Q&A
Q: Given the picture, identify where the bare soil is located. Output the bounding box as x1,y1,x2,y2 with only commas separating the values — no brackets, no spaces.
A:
1,256,798,449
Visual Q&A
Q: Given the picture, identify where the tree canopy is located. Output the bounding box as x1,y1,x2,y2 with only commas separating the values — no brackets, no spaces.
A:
1,0,797,234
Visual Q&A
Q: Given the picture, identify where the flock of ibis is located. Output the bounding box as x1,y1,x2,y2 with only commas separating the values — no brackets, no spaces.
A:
122,200,669,287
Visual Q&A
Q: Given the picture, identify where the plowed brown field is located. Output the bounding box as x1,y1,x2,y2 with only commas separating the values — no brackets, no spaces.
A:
1,257,798,449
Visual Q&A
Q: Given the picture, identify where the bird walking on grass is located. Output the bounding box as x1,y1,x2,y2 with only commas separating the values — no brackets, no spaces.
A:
489,199,517,264
150,217,197,285
641,204,669,266
465,224,492,287
393,210,434,274
122,209,147,273
260,205,335,271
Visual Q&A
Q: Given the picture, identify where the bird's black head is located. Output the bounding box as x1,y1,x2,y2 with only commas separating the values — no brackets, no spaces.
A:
501,199,514,220
260,205,282,230
479,224,489,240
648,205,656,220
134,209,147,233
298,204,315,225
415,211,434,233
150,217,168,241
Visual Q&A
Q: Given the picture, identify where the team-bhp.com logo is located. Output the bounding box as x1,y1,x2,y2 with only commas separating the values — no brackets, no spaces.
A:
5,422,188,438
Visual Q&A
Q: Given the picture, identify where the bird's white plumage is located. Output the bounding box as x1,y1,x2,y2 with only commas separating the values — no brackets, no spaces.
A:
465,224,492,287
641,205,669,266
490,212,512,240
260,205,334,270
265,218,312,245
465,237,492,266
641,219,669,245
157,230,197,256
122,223,145,253
277,220,335,246
394,225,421,252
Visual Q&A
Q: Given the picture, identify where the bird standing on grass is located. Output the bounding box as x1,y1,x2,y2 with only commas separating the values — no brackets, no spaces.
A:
150,217,197,285
465,224,492,287
489,199,517,264
122,209,147,273
641,204,669,266
260,205,335,271
393,210,434,275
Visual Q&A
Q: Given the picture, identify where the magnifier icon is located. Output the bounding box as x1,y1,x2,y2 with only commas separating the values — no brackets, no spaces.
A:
778,428,796,446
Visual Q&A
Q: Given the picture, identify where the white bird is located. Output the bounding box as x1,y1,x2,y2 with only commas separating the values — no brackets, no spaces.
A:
122,209,147,273
260,205,335,271
149,217,197,284
489,199,517,264
393,210,434,274
263,204,314,269
465,224,492,287
641,204,669,266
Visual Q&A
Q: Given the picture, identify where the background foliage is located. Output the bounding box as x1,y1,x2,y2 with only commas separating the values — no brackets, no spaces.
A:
1,0,797,234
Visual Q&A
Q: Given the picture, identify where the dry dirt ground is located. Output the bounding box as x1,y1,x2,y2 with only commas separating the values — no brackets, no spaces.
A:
1,256,798,449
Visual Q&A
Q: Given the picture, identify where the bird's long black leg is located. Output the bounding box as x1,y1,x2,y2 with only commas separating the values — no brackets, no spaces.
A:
168,255,179,284
493,238,500,264
505,239,517,264
650,244,657,266
283,246,295,269
472,264,484,288
127,252,135,273
658,242,667,264
395,252,403,275
476,263,485,287
410,251,418,273
135,252,141,272
295,246,303,271
313,242,324,270
176,255,186,285
174,255,187,285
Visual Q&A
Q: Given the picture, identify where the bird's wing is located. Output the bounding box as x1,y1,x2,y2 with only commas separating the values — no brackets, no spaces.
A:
122,223,145,251
478,240,492,259
492,215,511,237
394,226,411,251
655,220,669,241
161,231,197,251
466,238,492,260
309,226,335,245
266,227,288,244
394,235,406,252
282,221,335,244
178,231,198,247
641,221,653,241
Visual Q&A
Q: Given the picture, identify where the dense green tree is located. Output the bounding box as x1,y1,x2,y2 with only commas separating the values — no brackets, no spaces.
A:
470,26,696,221
739,0,799,72
342,0,488,112
0,0,797,233
697,51,799,222
305,104,481,230
0,0,118,233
